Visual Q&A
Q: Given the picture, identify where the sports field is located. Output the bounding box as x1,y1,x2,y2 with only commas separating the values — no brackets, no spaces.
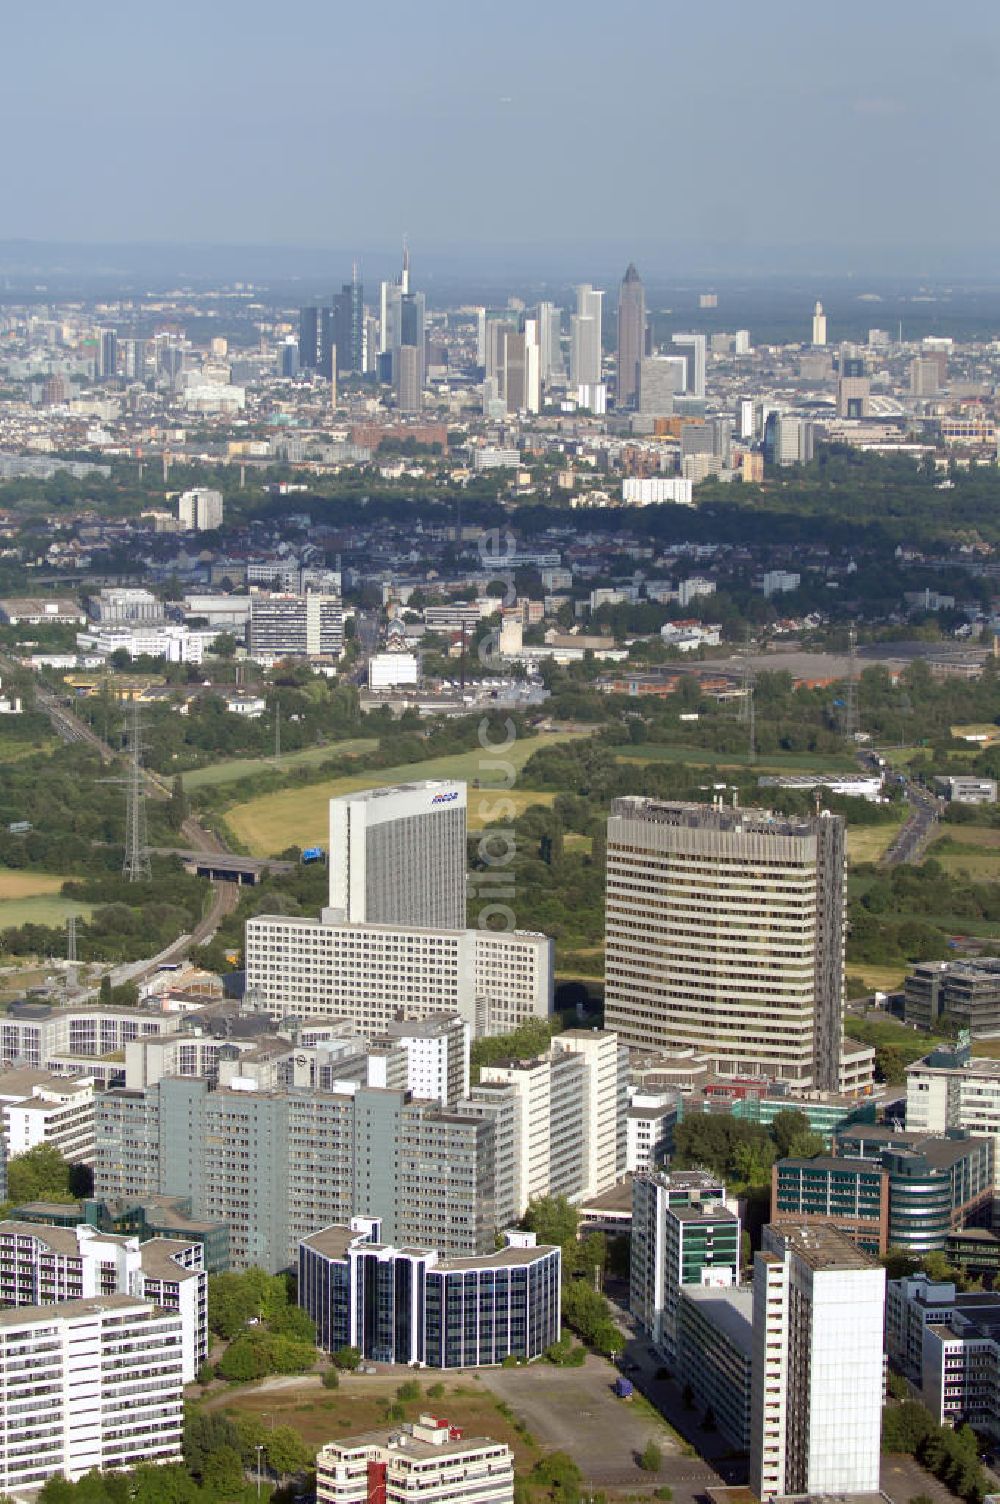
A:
181,739,377,790
223,732,586,855
0,870,92,927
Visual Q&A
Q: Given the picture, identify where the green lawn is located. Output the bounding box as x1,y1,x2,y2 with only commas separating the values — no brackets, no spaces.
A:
181,739,378,791
0,895,93,927
608,743,858,772
224,730,590,856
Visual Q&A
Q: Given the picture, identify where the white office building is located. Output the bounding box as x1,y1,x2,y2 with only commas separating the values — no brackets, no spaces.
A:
245,916,553,1038
316,1417,514,1504
0,1294,184,1494
750,1224,885,1500
907,1042,1000,1150
369,651,419,690
570,285,603,387
622,477,694,506
672,332,707,398
328,781,466,931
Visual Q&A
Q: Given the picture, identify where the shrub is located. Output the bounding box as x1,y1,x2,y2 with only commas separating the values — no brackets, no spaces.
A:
332,1345,361,1371
322,1368,340,1390
639,1441,662,1473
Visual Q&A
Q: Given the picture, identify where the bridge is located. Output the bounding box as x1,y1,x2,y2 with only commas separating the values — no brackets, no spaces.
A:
151,849,296,885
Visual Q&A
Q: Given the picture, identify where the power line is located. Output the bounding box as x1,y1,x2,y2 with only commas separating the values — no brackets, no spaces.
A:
843,623,860,742
123,699,151,881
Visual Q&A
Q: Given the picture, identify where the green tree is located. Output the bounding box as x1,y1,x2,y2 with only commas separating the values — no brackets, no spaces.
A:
265,1425,311,1477
332,1344,361,1370
7,1144,74,1205
639,1441,663,1473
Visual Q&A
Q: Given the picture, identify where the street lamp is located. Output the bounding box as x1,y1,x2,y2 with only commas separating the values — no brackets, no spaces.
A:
256,1443,264,1501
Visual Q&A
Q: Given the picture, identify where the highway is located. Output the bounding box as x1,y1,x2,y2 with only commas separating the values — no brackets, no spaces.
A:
882,778,940,866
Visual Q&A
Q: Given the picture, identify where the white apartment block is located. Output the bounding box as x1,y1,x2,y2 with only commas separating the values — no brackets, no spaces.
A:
906,1043,1000,1150
0,1220,208,1382
328,781,467,931
316,1417,514,1504
380,1014,470,1108
0,1294,184,1494
605,799,846,1090
178,486,223,532
750,1224,885,1501
0,1069,95,1163
245,916,553,1038
478,1030,626,1214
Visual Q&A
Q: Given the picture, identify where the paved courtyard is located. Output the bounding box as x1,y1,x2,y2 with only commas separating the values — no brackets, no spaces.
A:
481,1354,727,1500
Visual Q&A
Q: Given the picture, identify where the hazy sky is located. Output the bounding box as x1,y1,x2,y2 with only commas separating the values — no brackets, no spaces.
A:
3,0,999,272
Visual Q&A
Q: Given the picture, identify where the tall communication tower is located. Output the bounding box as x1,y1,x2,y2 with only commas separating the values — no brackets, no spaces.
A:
843,624,860,741
123,699,151,881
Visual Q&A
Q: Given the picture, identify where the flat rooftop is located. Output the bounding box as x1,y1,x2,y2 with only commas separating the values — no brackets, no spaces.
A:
683,1284,754,1357
774,1224,876,1271
609,797,827,840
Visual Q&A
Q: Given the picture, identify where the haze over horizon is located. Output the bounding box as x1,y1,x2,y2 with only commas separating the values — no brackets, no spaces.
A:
3,0,999,279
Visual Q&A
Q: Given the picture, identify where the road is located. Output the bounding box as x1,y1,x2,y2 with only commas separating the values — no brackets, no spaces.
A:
883,779,940,866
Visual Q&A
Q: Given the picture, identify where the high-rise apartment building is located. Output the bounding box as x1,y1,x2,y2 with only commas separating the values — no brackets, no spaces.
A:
604,799,846,1089
95,1077,496,1272
316,1418,514,1504
248,591,343,661
177,486,223,532
617,263,645,407
750,1224,885,1500
0,1294,184,1494
0,1220,207,1381
327,781,467,930
630,1170,740,1364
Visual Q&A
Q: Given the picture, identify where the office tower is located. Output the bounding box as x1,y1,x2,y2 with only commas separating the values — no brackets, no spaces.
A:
630,1171,740,1365
639,355,685,415
96,1076,498,1272
502,322,540,414
318,306,336,378
617,263,645,407
316,1419,514,1504
812,300,827,346
331,265,364,373
0,1295,184,1494
571,284,603,386
95,328,118,382
671,332,706,398
0,1220,208,1381
177,486,223,532
910,356,941,396
299,1223,560,1367
837,345,871,417
395,341,422,412
278,337,299,378
122,337,145,382
605,799,846,1089
379,1014,470,1108
300,306,320,369
537,301,563,383
737,395,755,439
763,411,815,466
327,781,467,930
750,1224,885,1500
476,307,488,366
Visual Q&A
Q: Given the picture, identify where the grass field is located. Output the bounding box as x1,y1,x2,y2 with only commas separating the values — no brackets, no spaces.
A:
927,827,1000,880
0,870,92,928
181,739,378,791
608,744,858,772
223,731,588,855
972,1038,1000,1059
206,1374,536,1469
846,815,907,865
847,963,908,993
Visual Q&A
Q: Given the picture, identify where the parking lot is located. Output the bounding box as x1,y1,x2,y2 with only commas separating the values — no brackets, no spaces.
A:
481,1355,727,1501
